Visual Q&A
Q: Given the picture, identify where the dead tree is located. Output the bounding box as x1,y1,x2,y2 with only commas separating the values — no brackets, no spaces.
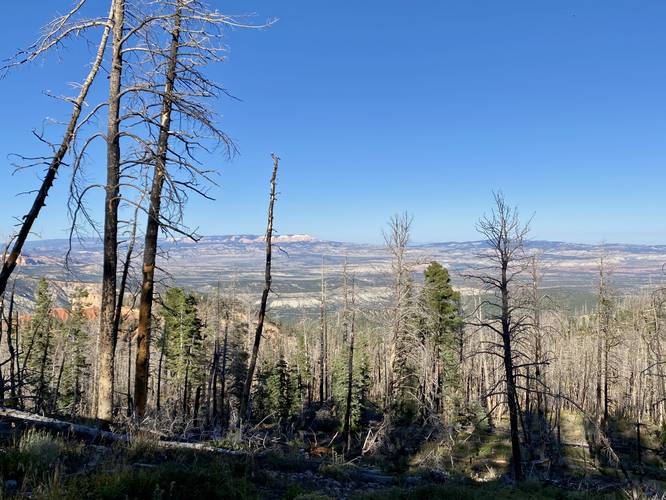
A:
5,285,17,405
594,256,619,429
97,0,126,424
342,260,356,450
526,255,552,422
240,154,279,422
219,300,231,425
319,256,327,403
384,212,415,413
133,0,183,418
465,192,531,482
124,0,259,417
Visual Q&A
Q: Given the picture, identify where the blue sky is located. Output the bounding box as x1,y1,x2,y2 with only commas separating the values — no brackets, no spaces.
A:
1,1,665,244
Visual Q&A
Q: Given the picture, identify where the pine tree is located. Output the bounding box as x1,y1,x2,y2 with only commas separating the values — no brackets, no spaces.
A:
224,320,249,427
422,261,463,415
25,278,54,413
333,339,370,433
255,357,297,424
59,288,90,415
292,332,311,408
162,288,205,415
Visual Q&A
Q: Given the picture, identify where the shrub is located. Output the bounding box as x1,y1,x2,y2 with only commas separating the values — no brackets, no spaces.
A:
18,429,65,474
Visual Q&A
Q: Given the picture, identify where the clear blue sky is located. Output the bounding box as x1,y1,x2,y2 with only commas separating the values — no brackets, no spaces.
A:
1,1,665,244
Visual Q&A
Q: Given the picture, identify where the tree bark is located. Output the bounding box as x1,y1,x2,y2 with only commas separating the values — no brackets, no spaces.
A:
97,0,126,424
134,0,183,418
501,261,522,481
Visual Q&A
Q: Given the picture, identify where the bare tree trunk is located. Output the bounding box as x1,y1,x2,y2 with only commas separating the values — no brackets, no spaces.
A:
466,193,529,481
210,341,218,424
183,361,190,416
501,263,523,481
53,355,66,413
604,338,610,422
36,319,53,414
193,384,202,424
134,0,183,418
156,325,166,412
127,330,133,416
240,154,279,422
97,0,126,424
209,282,221,424
342,267,356,451
6,285,17,405
114,207,139,349
220,309,230,424
319,257,326,403
15,312,23,409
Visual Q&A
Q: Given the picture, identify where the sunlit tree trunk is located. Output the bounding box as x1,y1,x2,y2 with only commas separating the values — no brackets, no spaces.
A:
97,0,126,424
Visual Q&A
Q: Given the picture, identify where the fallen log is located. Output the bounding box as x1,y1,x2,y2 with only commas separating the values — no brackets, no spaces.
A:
0,407,125,444
0,407,242,456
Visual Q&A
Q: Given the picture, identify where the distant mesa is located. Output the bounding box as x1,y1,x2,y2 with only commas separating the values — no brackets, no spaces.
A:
164,234,317,245
205,234,316,244
272,234,316,243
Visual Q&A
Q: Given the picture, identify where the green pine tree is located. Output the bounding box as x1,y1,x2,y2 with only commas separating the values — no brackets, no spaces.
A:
59,287,90,415
255,357,297,424
333,336,371,432
422,261,463,416
162,288,206,414
26,278,54,412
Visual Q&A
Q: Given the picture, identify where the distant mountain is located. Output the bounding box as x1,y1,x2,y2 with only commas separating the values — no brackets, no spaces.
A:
12,235,666,315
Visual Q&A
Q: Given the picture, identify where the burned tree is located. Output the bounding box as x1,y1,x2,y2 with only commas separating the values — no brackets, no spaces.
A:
318,256,327,403
126,0,258,417
97,0,126,424
341,260,357,450
132,0,183,418
466,193,531,481
384,212,417,414
240,154,279,422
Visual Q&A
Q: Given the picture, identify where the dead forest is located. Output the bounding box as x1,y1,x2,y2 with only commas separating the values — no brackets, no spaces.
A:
1,1,666,499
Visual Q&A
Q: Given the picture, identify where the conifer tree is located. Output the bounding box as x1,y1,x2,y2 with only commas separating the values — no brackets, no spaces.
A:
333,338,371,435
162,288,205,415
25,278,54,413
59,288,90,415
255,357,297,424
422,262,463,415
226,321,249,427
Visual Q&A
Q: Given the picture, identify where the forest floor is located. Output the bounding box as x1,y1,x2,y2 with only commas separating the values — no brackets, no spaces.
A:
0,411,664,499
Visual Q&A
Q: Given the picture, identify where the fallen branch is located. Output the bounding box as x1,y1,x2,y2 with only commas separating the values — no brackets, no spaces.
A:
0,407,243,456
